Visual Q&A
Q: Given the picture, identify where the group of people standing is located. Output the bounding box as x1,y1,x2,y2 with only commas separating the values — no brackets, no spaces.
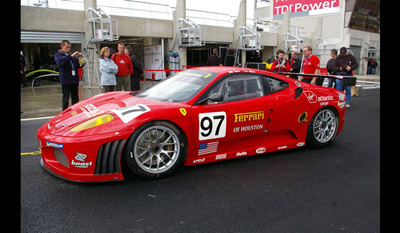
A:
271,45,358,108
54,40,143,110
99,43,144,93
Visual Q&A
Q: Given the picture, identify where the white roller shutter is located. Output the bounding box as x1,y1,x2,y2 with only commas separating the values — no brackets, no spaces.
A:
21,31,83,44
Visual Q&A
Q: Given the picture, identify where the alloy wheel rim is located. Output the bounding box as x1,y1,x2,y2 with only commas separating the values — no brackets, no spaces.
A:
313,109,337,143
133,126,180,174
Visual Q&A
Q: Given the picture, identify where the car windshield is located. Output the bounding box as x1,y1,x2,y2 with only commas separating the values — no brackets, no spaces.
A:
138,70,218,102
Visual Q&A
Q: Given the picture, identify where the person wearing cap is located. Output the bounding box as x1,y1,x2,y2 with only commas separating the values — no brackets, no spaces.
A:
300,46,321,85
333,47,358,108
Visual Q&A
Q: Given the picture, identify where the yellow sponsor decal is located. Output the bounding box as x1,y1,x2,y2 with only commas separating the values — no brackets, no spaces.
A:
234,111,264,122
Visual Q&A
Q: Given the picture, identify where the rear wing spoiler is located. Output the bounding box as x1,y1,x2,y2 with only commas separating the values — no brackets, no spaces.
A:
277,72,357,86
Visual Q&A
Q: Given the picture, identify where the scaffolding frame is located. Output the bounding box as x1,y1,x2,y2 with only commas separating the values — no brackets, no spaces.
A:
239,26,262,51
315,37,337,56
85,7,119,43
83,7,119,88
177,18,205,47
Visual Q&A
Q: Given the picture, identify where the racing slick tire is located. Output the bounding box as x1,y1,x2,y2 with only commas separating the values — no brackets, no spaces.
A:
124,121,187,179
306,107,339,149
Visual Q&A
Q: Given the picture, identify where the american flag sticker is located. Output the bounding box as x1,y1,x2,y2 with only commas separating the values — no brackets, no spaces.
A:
198,142,219,156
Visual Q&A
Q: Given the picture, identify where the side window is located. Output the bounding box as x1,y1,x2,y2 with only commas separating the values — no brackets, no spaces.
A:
203,74,267,105
225,75,263,102
261,76,288,95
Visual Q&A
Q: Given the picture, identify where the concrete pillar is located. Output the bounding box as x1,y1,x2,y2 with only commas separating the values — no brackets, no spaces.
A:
234,0,247,67
172,0,187,70
83,0,101,88
277,10,290,58
311,17,322,51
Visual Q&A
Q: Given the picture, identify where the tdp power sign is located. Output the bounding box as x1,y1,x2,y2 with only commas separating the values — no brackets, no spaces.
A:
273,0,340,19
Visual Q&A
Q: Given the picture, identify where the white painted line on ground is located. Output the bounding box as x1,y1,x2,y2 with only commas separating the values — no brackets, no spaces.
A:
21,116,54,122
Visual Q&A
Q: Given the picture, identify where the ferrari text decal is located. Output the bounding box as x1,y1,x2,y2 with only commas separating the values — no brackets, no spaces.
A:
234,111,264,122
199,112,226,140
112,104,151,123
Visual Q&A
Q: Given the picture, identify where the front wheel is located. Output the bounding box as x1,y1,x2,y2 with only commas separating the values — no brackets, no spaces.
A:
124,121,187,179
306,108,339,148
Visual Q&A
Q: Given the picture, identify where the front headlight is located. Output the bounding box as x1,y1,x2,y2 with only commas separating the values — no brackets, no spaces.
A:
69,114,115,132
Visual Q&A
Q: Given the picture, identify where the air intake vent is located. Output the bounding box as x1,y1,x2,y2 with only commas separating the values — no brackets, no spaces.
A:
295,87,303,100
94,139,126,175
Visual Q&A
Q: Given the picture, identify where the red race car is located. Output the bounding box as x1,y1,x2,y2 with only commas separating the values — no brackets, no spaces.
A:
37,67,347,182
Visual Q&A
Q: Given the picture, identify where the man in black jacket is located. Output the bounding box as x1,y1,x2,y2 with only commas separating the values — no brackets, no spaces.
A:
333,47,358,108
289,51,301,79
125,46,144,91
207,48,222,66
326,49,338,88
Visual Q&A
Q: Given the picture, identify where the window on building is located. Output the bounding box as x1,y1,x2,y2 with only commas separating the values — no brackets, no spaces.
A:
348,0,380,33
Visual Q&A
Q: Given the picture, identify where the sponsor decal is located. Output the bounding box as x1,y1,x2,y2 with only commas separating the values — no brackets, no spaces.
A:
236,151,247,157
303,91,334,104
180,108,187,116
338,101,346,108
303,91,317,103
46,141,64,149
80,104,103,118
198,142,219,156
204,74,212,78
296,142,305,147
216,154,227,160
71,152,93,168
193,158,205,164
256,147,266,154
298,112,308,123
318,96,334,101
234,111,264,123
278,145,288,150
339,93,345,101
233,124,264,133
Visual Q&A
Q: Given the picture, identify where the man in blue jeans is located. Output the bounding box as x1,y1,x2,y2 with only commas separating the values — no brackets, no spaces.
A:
54,40,86,110
333,47,358,108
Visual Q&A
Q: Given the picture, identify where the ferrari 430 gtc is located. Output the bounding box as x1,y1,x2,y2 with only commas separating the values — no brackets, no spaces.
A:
37,67,346,182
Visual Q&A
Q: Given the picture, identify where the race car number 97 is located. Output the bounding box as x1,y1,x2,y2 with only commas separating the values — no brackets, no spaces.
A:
199,112,226,140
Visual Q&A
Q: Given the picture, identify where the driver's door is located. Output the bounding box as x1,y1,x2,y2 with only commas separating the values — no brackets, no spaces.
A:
191,73,278,158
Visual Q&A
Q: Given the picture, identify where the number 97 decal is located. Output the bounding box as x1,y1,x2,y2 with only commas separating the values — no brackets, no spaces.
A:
199,112,226,140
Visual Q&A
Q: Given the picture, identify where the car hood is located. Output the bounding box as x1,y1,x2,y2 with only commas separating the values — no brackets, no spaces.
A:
45,91,174,136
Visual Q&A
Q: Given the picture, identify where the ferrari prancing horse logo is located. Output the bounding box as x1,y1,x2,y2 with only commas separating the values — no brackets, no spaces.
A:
180,108,187,116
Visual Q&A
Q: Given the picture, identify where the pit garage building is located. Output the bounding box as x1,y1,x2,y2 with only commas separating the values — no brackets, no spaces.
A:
21,0,380,87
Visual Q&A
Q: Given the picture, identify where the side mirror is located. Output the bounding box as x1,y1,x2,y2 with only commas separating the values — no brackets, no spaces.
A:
197,93,224,105
209,93,224,102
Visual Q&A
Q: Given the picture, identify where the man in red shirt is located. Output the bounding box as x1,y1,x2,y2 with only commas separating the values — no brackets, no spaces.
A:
111,43,133,91
300,46,320,85
271,49,290,73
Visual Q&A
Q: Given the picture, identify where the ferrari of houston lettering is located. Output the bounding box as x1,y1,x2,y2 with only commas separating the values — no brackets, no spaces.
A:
37,67,346,182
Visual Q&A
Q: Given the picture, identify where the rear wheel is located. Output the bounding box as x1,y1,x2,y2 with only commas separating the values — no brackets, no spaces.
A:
124,121,187,179
307,108,339,148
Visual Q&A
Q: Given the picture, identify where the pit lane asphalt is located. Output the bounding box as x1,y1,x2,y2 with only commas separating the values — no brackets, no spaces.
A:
21,89,380,233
